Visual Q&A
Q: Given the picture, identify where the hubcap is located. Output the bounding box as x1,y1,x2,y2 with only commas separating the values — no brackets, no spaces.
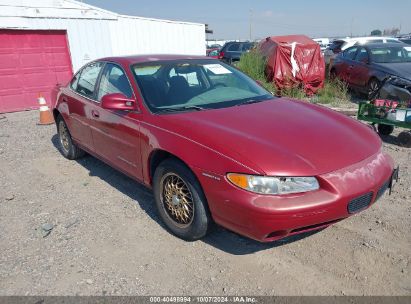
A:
59,121,70,152
160,173,194,227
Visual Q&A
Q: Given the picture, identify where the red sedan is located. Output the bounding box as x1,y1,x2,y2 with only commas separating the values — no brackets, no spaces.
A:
53,55,396,242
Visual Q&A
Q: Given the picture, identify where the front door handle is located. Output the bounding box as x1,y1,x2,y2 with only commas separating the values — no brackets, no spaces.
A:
91,110,100,118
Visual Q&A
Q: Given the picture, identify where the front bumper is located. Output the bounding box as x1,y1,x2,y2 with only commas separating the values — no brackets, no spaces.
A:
195,151,395,242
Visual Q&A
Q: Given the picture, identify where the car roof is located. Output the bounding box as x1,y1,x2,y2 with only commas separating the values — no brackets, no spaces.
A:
362,42,407,49
348,36,399,42
98,54,210,65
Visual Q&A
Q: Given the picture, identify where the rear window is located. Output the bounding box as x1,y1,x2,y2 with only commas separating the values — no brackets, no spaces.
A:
227,44,241,52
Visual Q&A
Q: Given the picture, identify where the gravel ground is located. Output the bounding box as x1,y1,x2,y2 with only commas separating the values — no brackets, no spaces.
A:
0,111,410,296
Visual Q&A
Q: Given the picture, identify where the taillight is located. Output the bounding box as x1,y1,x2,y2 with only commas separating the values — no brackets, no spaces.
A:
218,51,224,59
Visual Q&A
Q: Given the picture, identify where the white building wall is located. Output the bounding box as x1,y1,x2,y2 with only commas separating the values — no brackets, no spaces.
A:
0,0,206,72
110,16,205,58
23,17,115,72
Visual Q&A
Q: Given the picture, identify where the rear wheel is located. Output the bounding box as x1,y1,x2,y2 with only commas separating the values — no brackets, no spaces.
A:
377,124,394,136
329,69,337,80
153,158,211,241
56,115,85,160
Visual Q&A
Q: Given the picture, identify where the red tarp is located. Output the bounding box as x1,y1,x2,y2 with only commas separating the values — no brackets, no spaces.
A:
259,35,325,95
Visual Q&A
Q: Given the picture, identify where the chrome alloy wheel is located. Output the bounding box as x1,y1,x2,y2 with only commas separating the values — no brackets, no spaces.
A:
59,120,70,152
368,79,380,99
160,173,194,227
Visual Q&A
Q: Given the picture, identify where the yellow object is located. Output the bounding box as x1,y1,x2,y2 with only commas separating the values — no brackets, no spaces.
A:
227,173,249,189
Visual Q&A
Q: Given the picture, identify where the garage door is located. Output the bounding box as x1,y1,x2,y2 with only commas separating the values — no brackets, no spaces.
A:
0,30,73,113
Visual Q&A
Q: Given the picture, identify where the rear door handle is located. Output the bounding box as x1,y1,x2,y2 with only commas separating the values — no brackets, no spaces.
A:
91,110,100,118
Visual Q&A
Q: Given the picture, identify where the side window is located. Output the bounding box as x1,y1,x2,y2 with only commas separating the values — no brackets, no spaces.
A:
70,72,80,91
227,44,240,52
367,39,383,44
355,48,369,62
343,47,358,60
76,62,104,99
97,63,133,101
241,43,253,51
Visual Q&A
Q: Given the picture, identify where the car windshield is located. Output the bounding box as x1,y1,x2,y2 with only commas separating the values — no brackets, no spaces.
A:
329,40,345,50
132,59,273,113
370,46,411,63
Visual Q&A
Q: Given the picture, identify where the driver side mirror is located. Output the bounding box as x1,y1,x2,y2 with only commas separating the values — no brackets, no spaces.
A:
101,93,137,111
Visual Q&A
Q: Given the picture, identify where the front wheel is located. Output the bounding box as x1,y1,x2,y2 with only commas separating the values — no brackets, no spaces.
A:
153,158,211,241
377,124,394,136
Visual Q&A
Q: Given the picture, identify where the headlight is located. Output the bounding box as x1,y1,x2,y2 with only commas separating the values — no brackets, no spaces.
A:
389,77,411,90
227,173,319,195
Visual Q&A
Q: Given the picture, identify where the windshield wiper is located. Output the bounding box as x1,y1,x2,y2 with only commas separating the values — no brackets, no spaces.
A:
236,99,264,106
156,105,204,113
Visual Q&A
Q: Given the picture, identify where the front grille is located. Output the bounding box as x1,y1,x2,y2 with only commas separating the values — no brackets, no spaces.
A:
375,180,390,202
347,192,373,214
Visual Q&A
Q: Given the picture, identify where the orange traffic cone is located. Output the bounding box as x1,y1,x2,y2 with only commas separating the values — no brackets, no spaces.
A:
37,94,54,125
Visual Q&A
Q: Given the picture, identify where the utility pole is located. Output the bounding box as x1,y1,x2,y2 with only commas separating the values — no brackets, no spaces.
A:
350,17,354,37
249,9,253,41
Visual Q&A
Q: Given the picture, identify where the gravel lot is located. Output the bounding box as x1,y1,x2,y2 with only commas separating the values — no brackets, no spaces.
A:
0,111,410,296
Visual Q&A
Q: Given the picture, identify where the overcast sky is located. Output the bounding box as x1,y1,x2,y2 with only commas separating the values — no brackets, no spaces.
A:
83,0,410,39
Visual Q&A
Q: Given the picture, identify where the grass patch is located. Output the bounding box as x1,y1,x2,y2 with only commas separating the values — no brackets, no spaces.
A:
237,50,354,108
313,78,351,107
237,50,277,94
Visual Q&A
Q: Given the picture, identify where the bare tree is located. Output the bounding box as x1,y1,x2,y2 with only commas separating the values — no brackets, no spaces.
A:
383,27,400,36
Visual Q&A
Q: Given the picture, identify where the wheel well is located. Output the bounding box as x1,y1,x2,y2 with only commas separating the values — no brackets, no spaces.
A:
149,150,187,184
53,109,60,121
368,77,379,85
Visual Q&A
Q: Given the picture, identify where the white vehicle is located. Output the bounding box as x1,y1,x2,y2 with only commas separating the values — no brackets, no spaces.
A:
324,36,402,64
313,38,330,52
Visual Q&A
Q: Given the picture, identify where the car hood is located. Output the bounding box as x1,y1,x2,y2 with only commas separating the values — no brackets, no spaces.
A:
157,98,381,176
373,62,411,80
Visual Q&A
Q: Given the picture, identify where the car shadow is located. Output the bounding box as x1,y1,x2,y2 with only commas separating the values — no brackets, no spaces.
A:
380,133,408,148
51,134,325,255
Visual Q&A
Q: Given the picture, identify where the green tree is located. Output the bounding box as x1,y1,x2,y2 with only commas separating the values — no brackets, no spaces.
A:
371,29,382,36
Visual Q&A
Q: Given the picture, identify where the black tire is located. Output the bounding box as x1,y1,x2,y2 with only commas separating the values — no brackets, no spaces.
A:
56,115,85,160
329,69,337,80
368,78,380,100
398,131,411,148
377,124,394,136
153,158,211,241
